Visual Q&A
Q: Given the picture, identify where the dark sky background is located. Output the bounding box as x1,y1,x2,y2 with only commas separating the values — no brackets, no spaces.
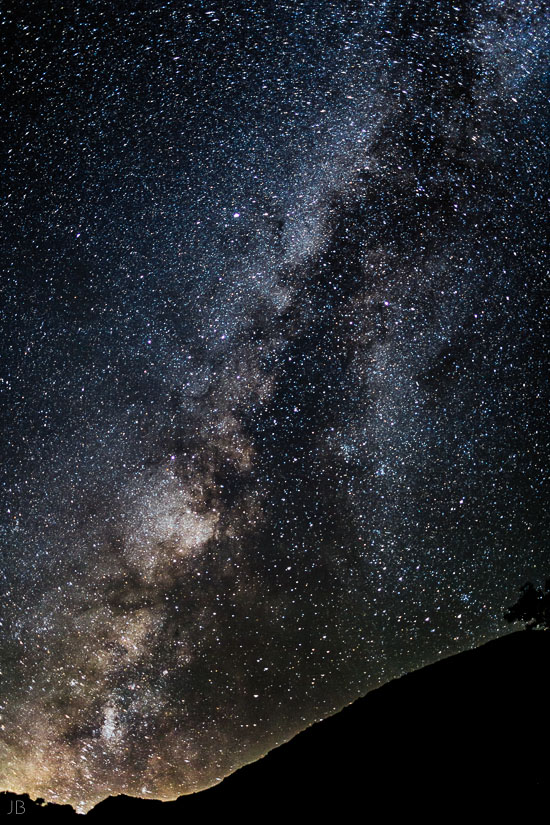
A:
1,0,548,812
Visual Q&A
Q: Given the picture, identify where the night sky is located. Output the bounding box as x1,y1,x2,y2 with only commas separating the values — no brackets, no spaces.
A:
1,0,548,813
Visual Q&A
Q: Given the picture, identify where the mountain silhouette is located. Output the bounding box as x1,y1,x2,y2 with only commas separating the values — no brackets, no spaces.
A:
2,629,548,820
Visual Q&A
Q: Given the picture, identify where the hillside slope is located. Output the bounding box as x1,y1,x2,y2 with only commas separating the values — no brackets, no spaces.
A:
3,629,548,819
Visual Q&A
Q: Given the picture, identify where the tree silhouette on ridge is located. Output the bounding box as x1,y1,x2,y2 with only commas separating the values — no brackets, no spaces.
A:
504,580,550,630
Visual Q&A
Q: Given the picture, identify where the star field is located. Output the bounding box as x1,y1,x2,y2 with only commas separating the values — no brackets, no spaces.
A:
0,0,549,812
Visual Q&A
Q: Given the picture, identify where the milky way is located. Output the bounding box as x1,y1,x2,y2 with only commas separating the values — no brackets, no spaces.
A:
1,0,549,813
